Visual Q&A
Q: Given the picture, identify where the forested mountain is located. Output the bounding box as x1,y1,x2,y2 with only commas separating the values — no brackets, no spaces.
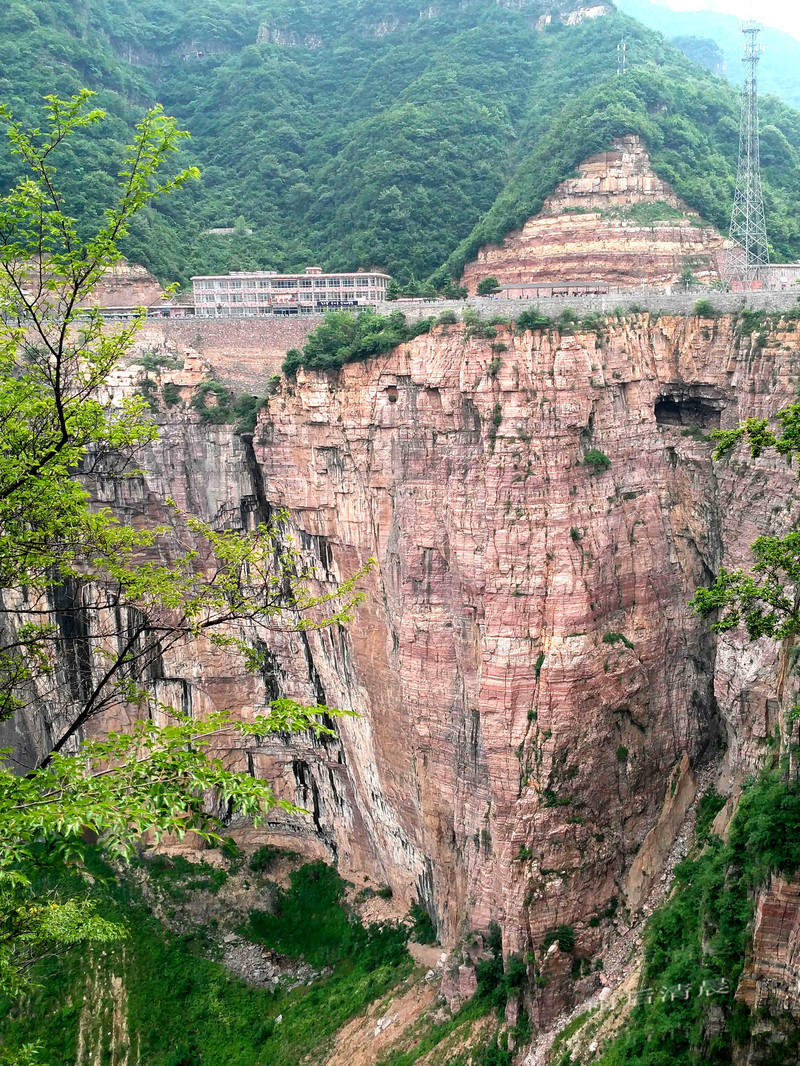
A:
618,0,800,110
3,0,800,286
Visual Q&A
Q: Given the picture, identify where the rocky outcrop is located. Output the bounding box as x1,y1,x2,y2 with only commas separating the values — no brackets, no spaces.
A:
82,259,164,309
462,136,726,293
738,874,800,1016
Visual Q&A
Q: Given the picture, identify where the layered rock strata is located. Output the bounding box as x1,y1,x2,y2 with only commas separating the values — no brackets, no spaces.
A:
461,136,726,293
738,874,800,1017
82,259,164,308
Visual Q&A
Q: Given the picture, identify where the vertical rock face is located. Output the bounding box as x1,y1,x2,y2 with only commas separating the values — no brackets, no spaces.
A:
243,315,798,1019
738,874,800,1018
12,314,799,1025
461,136,726,292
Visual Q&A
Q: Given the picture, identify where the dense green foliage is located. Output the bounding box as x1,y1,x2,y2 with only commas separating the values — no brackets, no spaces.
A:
0,853,413,1066
596,773,800,1065
245,861,409,969
4,0,800,287
283,309,432,374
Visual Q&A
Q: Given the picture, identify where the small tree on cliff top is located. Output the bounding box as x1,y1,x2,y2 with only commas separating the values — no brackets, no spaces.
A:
476,276,501,296
0,93,370,995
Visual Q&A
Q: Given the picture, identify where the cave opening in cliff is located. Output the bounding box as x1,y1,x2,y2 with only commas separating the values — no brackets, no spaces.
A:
654,394,721,430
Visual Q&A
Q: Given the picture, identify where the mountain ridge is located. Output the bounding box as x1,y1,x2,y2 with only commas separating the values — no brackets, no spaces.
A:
2,0,800,289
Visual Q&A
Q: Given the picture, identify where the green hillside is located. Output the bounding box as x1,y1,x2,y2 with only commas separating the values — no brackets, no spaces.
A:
2,0,800,287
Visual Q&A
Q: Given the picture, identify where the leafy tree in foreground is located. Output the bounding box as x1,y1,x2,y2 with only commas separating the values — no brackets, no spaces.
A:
0,93,369,997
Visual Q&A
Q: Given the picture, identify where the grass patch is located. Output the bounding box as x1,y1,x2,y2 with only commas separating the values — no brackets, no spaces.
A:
138,852,229,897
244,861,409,970
0,854,412,1066
551,1007,598,1054
375,996,491,1066
247,843,297,874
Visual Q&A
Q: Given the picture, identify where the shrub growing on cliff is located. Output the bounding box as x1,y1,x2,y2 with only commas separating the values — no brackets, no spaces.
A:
515,308,551,333
584,449,612,472
602,632,634,649
282,310,431,375
137,351,183,372
409,901,438,944
694,297,716,318
162,382,182,407
190,379,231,423
136,375,159,410
541,925,575,953
232,392,269,435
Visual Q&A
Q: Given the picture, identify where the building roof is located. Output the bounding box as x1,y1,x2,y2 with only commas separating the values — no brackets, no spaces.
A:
191,268,391,281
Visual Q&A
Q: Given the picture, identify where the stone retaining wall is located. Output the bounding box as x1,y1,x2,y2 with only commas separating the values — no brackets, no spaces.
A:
377,288,800,323
131,316,324,390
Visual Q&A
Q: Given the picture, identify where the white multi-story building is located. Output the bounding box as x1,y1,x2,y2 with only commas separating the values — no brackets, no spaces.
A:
191,266,391,316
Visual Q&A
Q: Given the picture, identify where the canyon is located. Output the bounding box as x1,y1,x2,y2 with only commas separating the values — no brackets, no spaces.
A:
53,307,799,1054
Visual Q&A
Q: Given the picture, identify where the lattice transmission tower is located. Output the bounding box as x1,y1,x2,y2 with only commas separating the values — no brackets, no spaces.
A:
726,20,769,286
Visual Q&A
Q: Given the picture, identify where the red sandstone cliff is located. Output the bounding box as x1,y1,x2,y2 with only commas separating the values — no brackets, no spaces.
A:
461,136,726,294
246,315,798,1024
738,874,800,1017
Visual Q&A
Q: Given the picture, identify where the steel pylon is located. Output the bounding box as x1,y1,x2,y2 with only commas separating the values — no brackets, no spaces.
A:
726,20,769,286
